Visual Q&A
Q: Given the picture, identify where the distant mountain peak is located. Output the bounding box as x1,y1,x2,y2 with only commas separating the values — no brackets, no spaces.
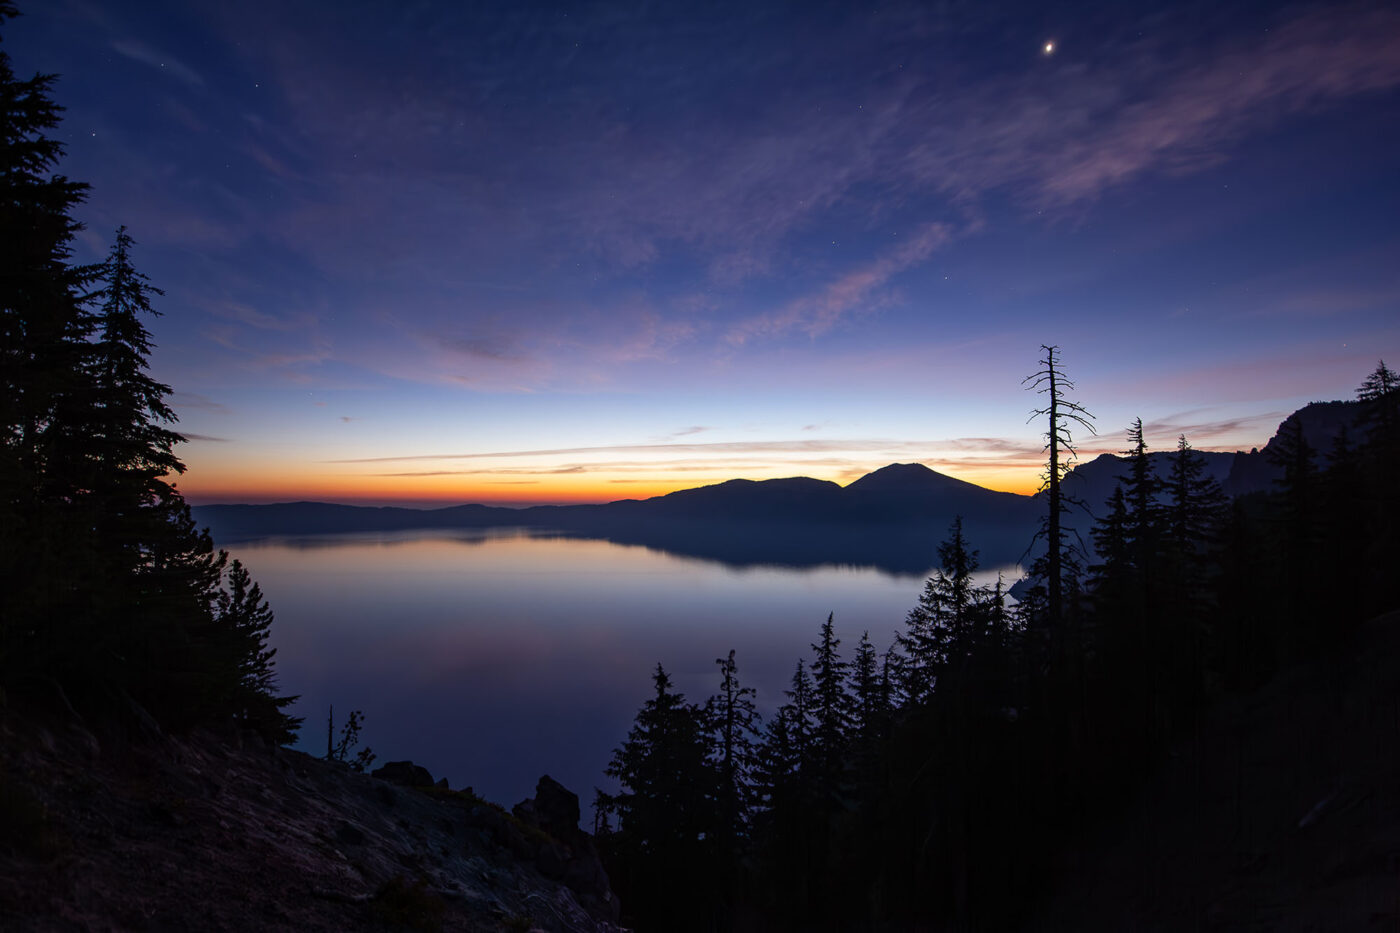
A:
845,462,974,492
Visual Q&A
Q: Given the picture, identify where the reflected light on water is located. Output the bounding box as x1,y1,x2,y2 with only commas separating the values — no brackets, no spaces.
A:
231,529,1018,814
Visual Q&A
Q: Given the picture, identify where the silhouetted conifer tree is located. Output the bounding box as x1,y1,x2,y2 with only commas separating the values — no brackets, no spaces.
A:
808,614,851,787
215,560,302,743
706,649,761,846
1356,359,1398,444
780,658,814,774
1023,345,1095,655
0,11,296,741
601,665,715,929
1164,434,1226,555
0,2,99,674
1354,361,1399,604
849,632,889,762
1119,418,1162,570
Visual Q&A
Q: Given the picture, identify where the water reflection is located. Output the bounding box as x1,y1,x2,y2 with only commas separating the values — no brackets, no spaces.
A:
231,529,1018,814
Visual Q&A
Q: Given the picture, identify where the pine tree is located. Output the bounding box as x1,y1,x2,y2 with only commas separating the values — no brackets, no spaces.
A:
601,665,715,929
705,649,760,847
86,227,183,499
1164,434,1225,553
849,632,886,748
0,2,100,675
782,658,814,774
603,665,713,849
0,13,296,740
809,613,851,785
214,560,302,743
898,518,995,701
1119,418,1161,569
1356,359,1398,446
848,631,892,801
753,702,799,812
1089,487,1131,585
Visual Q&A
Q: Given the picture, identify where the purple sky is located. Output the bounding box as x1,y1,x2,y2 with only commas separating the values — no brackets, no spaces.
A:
11,0,1400,503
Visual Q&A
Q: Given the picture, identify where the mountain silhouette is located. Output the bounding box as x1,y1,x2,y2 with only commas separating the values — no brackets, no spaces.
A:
192,401,1367,576
194,464,1038,575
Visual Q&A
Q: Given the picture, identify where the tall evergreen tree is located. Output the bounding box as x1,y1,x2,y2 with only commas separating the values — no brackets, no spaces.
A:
1164,434,1225,554
0,2,99,673
601,665,715,929
1356,359,1398,445
86,227,183,496
1119,418,1161,569
849,632,887,754
706,649,761,847
753,659,815,814
213,560,302,743
808,614,851,785
896,517,990,701
0,13,296,741
604,664,713,843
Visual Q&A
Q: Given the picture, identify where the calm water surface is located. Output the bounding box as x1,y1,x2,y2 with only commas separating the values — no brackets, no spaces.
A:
229,528,1016,813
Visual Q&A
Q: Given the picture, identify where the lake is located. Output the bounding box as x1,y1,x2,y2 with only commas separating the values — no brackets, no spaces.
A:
227,528,1018,815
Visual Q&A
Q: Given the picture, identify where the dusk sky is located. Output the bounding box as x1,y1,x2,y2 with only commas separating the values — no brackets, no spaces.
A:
12,0,1400,505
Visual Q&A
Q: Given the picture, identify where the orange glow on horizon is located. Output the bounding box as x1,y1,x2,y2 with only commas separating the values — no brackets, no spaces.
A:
179,460,1045,507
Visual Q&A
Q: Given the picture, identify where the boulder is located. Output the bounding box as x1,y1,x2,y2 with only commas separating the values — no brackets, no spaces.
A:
532,775,580,840
511,775,619,923
371,760,435,788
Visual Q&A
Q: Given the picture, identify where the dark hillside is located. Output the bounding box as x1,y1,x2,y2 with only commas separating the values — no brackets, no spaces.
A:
1030,610,1400,930
0,714,621,932
1223,400,1366,496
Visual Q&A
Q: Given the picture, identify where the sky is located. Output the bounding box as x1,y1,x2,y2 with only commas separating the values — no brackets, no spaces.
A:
9,0,1400,505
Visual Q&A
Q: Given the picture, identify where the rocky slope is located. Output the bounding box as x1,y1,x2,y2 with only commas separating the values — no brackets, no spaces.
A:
0,711,622,932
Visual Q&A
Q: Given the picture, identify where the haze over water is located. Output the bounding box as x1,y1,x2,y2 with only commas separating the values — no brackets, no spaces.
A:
231,528,1016,810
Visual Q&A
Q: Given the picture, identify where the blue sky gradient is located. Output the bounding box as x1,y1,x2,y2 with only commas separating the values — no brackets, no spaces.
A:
12,0,1400,503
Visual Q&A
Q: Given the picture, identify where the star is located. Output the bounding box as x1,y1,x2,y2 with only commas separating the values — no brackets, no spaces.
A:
1043,40,1055,55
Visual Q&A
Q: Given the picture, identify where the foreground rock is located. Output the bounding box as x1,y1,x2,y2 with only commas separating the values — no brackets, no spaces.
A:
0,718,623,932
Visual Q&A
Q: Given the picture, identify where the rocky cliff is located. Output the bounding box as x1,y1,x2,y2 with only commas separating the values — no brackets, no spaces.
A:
0,710,622,932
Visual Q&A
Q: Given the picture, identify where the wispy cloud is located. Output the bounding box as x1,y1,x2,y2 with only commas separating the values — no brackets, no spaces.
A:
434,331,529,363
727,223,954,345
1031,6,1400,206
110,38,205,88
329,436,1041,465
202,299,314,332
170,392,229,414
1139,410,1286,448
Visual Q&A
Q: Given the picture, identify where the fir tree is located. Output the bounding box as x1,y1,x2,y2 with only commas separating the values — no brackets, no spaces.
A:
808,613,851,784
603,665,713,849
601,665,715,929
0,2,99,674
1164,434,1225,553
1356,359,1398,445
1119,418,1162,569
86,227,183,495
0,13,295,739
781,658,814,774
215,560,302,742
898,517,998,705
705,649,761,846
849,632,886,747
